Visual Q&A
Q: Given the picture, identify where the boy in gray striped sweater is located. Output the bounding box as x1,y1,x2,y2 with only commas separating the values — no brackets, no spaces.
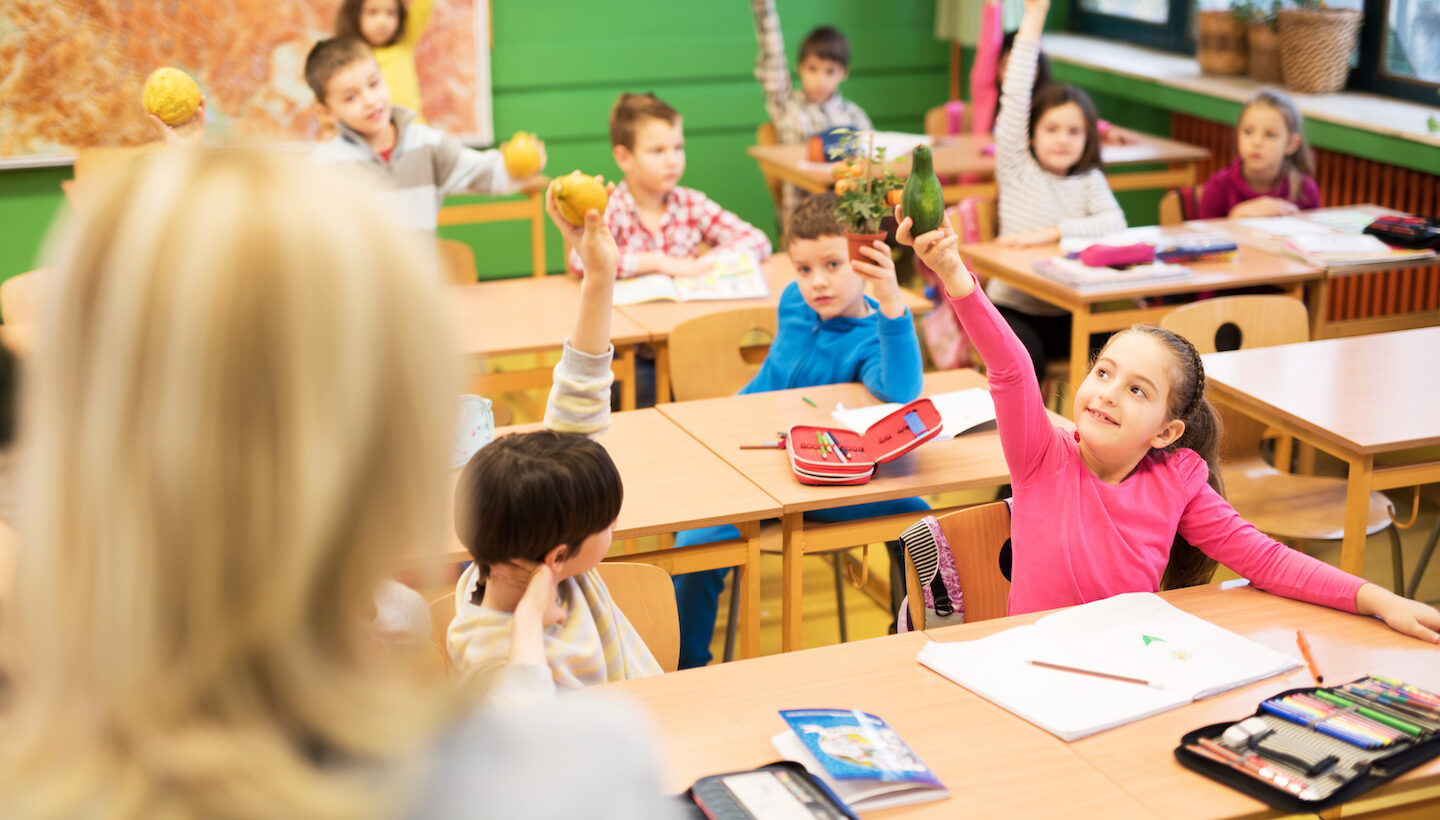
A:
304,37,547,264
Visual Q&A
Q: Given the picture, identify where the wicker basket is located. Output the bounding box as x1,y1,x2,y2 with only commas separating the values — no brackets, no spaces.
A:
1197,11,1247,76
1247,23,1283,85
1277,9,1362,94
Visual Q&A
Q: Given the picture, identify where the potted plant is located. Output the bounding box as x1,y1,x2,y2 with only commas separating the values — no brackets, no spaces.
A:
1276,0,1362,94
1197,3,1248,75
1233,0,1283,84
830,131,905,263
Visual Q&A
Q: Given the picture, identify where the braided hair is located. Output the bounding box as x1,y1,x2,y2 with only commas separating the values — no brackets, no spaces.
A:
1105,326,1225,589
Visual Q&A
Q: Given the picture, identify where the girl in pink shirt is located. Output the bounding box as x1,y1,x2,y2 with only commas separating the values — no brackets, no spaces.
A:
894,208,1440,643
1198,89,1320,219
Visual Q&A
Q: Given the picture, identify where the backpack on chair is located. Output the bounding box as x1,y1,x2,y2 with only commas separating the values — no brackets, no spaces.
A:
896,516,965,632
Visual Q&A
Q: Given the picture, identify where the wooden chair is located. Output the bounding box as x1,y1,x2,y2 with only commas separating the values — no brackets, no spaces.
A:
426,590,458,679
755,122,785,215
1,269,44,324
596,561,680,673
1159,184,1205,226
667,307,776,401
437,239,477,285
1159,295,1409,593
902,501,1012,628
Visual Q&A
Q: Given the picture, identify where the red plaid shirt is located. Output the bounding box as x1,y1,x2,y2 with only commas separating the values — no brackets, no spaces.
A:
569,181,772,277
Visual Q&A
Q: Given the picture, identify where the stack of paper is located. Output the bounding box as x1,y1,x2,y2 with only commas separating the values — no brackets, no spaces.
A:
1033,257,1192,290
1285,233,1436,266
831,388,996,441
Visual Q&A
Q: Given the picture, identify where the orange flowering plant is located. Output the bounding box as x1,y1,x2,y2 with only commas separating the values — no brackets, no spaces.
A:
830,130,906,235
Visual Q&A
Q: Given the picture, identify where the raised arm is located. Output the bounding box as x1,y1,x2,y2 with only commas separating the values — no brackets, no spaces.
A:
851,238,921,402
752,0,802,143
994,0,1047,179
402,0,435,47
545,180,616,436
968,0,1004,137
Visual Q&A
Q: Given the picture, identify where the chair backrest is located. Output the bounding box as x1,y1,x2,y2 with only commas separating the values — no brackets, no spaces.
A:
436,239,477,285
426,590,457,678
1,270,45,324
1158,295,1308,461
1158,184,1205,226
948,195,998,244
904,501,1012,627
923,101,970,138
596,561,679,673
667,306,778,401
755,122,785,214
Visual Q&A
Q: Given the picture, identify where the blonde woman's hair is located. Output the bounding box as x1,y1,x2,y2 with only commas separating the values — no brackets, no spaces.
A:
0,148,459,818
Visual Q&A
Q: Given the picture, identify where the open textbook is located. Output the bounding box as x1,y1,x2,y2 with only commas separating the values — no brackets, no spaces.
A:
830,388,996,441
611,251,769,306
917,592,1301,741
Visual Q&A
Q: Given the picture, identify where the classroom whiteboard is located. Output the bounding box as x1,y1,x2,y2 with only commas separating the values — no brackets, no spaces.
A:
0,0,492,168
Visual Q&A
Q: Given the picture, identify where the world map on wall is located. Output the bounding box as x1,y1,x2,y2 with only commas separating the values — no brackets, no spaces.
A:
0,0,487,161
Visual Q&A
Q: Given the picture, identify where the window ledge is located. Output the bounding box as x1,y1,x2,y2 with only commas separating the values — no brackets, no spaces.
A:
1043,33,1440,150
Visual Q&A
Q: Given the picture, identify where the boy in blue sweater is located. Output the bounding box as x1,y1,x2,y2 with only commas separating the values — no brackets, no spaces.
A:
672,192,926,667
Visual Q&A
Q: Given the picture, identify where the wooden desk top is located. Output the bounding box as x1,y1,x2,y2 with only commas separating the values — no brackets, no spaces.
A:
1185,205,1439,278
1203,327,1440,456
747,132,1210,189
657,370,1056,514
445,276,651,357
419,408,783,564
614,253,931,338
929,584,1440,819
609,630,1155,817
958,233,1321,306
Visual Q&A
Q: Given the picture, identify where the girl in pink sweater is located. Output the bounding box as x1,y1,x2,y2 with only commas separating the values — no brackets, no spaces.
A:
895,208,1440,643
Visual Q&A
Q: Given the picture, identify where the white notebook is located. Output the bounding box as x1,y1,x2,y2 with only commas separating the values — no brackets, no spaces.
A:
917,592,1301,741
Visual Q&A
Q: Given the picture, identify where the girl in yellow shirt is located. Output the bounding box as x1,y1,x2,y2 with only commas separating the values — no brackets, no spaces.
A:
335,0,433,119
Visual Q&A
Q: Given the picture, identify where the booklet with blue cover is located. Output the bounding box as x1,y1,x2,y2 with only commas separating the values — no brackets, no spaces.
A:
770,709,949,812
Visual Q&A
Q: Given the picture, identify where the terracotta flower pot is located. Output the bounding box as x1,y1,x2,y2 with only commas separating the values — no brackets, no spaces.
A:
845,230,885,264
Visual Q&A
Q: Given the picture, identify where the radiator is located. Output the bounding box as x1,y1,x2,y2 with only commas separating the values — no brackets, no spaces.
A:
1172,113,1439,323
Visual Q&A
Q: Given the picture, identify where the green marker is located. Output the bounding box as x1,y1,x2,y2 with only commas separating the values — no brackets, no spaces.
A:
1314,690,1422,736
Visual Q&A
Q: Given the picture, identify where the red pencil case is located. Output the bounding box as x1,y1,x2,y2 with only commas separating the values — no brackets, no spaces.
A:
787,398,942,485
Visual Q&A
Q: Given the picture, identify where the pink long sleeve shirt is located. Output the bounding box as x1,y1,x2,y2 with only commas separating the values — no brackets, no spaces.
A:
947,280,1365,616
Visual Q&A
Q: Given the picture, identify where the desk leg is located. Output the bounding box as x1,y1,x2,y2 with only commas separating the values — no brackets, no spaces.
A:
529,190,547,278
1307,277,1330,340
1341,455,1375,577
654,341,671,404
781,513,804,653
737,520,762,660
615,345,637,411
1066,311,1092,419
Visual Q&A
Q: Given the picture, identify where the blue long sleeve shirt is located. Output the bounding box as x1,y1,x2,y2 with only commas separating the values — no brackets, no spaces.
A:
742,281,923,402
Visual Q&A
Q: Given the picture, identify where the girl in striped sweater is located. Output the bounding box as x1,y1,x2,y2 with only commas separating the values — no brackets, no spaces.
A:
989,0,1125,384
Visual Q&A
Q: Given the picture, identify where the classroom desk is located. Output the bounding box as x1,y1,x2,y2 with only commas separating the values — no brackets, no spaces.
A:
416,408,781,658
747,133,1210,204
1185,205,1440,340
958,234,1322,416
608,630,1156,818
1203,328,1440,587
927,583,1440,819
658,369,1059,652
446,277,651,410
614,253,932,403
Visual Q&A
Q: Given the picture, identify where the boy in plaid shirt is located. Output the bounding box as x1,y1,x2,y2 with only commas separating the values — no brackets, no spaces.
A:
568,92,771,278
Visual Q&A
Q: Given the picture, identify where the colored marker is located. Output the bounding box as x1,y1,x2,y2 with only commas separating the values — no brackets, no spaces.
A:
815,432,830,458
824,432,848,463
1313,690,1422,736
802,396,818,407
1295,630,1323,685
740,442,783,450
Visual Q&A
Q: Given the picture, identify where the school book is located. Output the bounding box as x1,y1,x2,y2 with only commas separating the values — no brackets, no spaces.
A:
830,388,997,442
769,709,949,812
1283,232,1436,267
916,592,1302,742
1032,256,1193,291
610,251,769,306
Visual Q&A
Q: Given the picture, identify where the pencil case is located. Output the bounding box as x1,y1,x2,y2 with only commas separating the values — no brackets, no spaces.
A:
787,398,942,486
1363,215,1440,250
1175,676,1440,813
1072,243,1156,268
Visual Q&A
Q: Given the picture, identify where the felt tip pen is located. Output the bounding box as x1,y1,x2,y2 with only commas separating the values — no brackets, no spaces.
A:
1262,701,1379,749
1313,691,1423,736
802,396,818,407
1295,630,1323,685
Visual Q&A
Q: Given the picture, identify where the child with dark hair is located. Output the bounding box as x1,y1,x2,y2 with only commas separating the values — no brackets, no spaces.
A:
333,0,433,118
752,0,873,219
987,0,1126,385
670,192,926,668
896,204,1440,641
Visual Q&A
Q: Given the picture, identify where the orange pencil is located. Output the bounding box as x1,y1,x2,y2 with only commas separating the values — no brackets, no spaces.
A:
1296,630,1324,685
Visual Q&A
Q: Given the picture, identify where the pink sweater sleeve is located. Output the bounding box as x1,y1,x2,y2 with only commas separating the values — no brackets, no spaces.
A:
969,2,1003,137
947,280,1066,485
1176,458,1364,612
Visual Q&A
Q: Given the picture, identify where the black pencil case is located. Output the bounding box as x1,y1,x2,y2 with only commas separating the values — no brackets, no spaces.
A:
1363,215,1440,249
1175,676,1440,813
